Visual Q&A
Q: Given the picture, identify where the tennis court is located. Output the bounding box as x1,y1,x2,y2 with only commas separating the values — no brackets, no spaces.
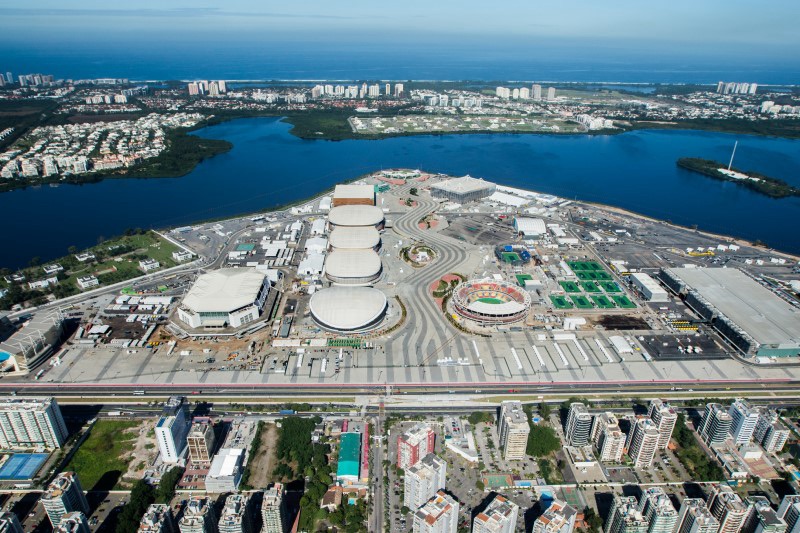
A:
570,295,593,309
600,281,622,293
581,281,601,293
559,281,582,293
515,274,532,286
235,243,256,252
0,453,48,480
612,295,637,308
559,486,586,509
568,260,603,272
501,252,521,263
550,295,574,309
591,295,616,309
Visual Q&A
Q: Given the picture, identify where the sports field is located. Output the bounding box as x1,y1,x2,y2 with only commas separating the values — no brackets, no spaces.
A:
591,295,615,309
515,274,532,286
550,295,574,309
570,295,593,309
568,260,603,271
581,281,601,293
612,295,637,308
559,281,582,293
601,281,622,293
477,297,505,304
576,270,613,281
501,252,521,263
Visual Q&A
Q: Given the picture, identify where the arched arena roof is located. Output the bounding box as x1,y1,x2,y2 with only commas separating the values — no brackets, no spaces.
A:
328,226,381,250
182,269,267,313
325,249,382,281
328,205,385,227
309,287,388,332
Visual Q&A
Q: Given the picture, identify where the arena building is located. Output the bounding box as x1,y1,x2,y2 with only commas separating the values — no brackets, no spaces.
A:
660,267,800,357
332,184,375,207
328,205,385,230
178,269,271,329
309,287,388,333
452,279,532,325
429,175,496,204
325,249,382,286
328,226,381,251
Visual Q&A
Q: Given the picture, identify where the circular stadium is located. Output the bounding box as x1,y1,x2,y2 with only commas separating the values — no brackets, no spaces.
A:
451,279,532,325
309,287,388,333
325,249,382,286
328,205,385,230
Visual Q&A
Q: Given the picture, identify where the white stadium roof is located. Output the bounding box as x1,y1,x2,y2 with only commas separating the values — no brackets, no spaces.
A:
182,269,266,313
329,226,381,250
430,175,495,194
514,217,546,235
325,249,382,278
467,300,527,315
328,205,385,227
309,287,388,332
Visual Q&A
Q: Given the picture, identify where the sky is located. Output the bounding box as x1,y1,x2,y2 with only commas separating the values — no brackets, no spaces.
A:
1,1,799,81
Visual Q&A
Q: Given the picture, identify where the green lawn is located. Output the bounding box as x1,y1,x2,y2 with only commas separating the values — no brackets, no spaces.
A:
601,281,622,293
591,295,616,308
550,295,574,309
612,295,637,308
65,420,140,490
570,295,594,309
559,281,582,293
581,281,601,293
477,297,505,304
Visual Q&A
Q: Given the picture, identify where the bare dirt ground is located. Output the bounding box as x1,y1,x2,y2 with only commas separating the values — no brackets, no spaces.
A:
247,423,279,488
122,420,160,482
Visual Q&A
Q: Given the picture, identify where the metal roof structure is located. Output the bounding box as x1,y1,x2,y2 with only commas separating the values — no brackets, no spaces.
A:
513,217,546,235
325,249,381,279
430,175,495,194
182,269,266,313
328,205,384,227
333,184,375,202
336,432,362,479
328,226,381,250
666,267,800,349
309,287,388,332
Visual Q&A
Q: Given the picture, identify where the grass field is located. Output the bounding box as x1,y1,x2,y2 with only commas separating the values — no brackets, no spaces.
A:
477,297,505,304
570,295,594,309
601,281,622,293
581,281,601,293
559,281,582,293
501,252,521,263
550,295,574,309
591,295,616,309
515,274,533,286
612,295,637,308
66,420,140,490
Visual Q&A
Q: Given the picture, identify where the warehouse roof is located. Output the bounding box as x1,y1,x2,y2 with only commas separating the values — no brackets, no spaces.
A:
336,432,362,478
325,249,381,279
309,287,387,331
334,184,375,202
182,269,266,313
666,267,800,347
514,217,546,235
329,226,381,250
328,205,384,227
430,175,496,194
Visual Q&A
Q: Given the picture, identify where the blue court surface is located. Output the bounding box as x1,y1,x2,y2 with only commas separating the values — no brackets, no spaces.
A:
0,453,48,480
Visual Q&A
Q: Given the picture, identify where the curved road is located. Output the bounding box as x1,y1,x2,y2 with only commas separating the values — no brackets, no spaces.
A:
390,186,471,368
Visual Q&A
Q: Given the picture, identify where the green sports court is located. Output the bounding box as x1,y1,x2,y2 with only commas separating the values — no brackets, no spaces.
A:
591,295,615,309
570,295,593,309
559,281,582,293
576,270,613,281
567,260,603,271
581,281,601,293
612,295,637,308
600,281,622,293
501,251,521,263
515,274,533,286
550,295,574,309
